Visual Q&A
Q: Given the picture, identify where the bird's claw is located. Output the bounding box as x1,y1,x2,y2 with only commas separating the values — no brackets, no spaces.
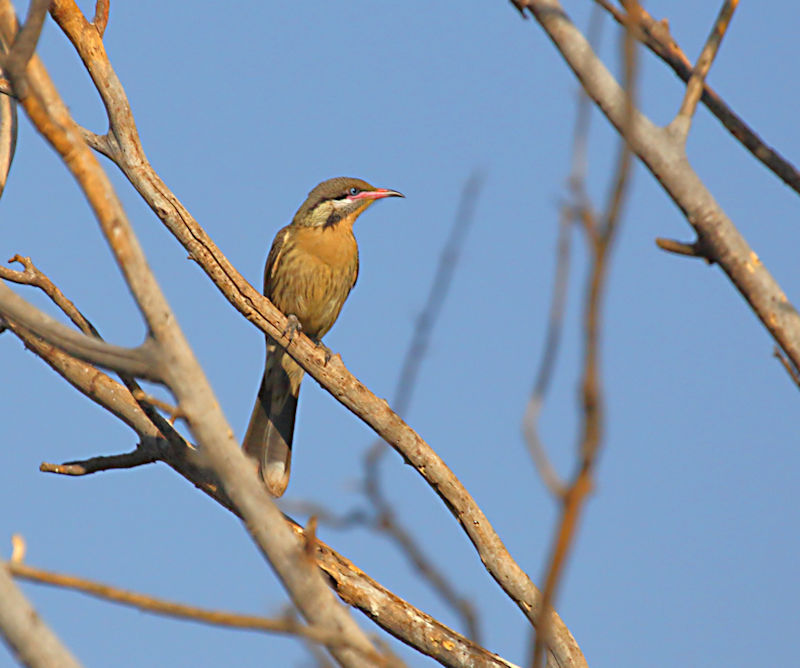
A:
282,314,302,342
314,339,333,365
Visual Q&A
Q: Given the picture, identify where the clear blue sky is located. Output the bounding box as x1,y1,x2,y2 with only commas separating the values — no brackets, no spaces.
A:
2,1,799,666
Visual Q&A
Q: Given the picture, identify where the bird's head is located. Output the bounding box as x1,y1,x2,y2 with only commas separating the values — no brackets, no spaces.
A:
293,177,404,229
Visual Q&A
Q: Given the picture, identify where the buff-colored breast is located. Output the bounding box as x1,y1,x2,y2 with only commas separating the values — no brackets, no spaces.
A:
267,220,359,339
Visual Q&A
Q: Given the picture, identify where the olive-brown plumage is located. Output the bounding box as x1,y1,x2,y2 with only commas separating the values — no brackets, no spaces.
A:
243,177,403,496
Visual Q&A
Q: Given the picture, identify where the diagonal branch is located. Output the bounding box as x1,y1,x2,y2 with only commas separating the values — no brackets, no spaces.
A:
517,0,800,376
43,4,586,666
0,281,163,379
0,563,83,668
1,255,99,334
521,0,603,494
673,0,739,136
593,0,800,196
7,554,379,657
0,0,48,98
0,4,383,666
531,7,637,664
0,253,204,461
4,276,511,667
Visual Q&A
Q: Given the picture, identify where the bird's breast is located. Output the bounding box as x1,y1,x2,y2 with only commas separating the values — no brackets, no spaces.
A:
268,224,359,339
292,224,358,272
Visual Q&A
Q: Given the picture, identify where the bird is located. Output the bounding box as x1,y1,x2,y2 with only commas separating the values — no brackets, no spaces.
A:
242,176,404,497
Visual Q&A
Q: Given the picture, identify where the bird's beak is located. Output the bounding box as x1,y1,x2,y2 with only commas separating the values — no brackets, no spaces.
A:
351,187,404,201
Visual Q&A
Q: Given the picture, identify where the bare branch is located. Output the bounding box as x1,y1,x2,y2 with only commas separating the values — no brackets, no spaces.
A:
367,452,485,645
521,207,570,498
41,3,585,664
0,563,83,668
6,299,512,667
673,0,739,137
593,1,800,197
0,0,48,98
7,557,379,658
0,281,163,379
1,255,99,334
517,0,800,381
0,5,384,664
40,448,157,475
520,0,604,495
0,255,203,461
300,524,520,668
655,236,712,262
531,6,637,664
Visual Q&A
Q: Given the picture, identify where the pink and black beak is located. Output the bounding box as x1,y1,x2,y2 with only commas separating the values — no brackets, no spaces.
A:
348,187,404,201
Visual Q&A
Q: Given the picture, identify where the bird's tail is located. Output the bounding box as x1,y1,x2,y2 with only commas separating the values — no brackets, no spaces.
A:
242,339,304,497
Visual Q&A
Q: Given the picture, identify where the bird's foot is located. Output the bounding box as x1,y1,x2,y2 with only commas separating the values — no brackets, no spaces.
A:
282,314,302,342
314,339,333,365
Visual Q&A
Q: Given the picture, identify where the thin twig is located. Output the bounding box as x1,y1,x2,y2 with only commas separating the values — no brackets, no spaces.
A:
4,268,503,666
592,2,800,197
655,236,712,262
521,210,570,498
43,3,586,664
40,448,158,475
531,3,638,665
773,346,800,391
0,282,164,379
674,0,739,135
1,5,385,664
522,4,605,498
7,557,373,654
0,254,201,469
0,255,99,334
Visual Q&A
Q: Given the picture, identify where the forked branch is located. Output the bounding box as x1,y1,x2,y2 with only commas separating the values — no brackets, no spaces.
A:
39,3,586,665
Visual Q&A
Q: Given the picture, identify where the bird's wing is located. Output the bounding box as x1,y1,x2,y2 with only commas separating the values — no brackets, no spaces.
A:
263,225,292,294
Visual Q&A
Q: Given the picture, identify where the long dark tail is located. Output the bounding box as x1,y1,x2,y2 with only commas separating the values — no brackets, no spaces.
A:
242,340,303,497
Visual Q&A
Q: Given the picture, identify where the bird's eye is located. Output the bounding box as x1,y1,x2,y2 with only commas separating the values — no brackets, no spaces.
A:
349,187,359,196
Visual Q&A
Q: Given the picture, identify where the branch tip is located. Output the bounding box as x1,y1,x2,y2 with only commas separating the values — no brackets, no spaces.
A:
510,0,529,18
10,534,26,563
92,0,110,37
655,236,713,263
773,346,800,390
